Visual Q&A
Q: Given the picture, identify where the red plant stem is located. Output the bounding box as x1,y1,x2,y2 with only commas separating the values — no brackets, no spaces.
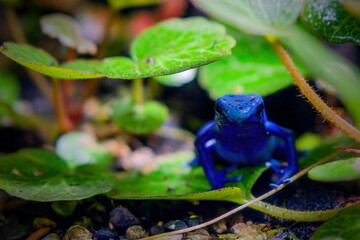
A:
267,37,360,143
52,78,73,133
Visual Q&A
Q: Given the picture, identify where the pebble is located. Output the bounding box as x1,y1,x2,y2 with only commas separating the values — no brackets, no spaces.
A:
93,227,118,240
210,219,227,234
125,225,149,239
33,218,56,230
165,220,188,231
150,222,165,235
184,229,210,240
109,207,141,229
63,225,92,240
26,227,51,240
73,216,93,229
42,233,61,240
230,222,266,240
183,215,203,227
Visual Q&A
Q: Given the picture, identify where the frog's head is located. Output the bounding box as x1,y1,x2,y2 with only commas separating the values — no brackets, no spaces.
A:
215,94,266,128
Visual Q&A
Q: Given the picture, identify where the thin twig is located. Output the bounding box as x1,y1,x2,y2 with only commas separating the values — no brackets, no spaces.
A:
266,36,360,143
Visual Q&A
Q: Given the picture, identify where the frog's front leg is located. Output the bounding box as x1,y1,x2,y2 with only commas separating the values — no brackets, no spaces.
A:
265,121,298,188
195,121,236,189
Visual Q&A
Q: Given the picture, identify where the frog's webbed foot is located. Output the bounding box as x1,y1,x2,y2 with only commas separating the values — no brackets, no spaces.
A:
266,159,296,188
210,165,243,190
182,157,200,168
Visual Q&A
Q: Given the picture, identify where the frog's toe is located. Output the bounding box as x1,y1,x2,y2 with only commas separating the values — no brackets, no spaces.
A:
182,157,199,168
265,159,284,174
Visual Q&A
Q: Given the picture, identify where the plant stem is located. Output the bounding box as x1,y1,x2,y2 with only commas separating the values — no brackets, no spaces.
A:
266,36,360,144
133,78,144,104
52,78,73,133
4,7,53,103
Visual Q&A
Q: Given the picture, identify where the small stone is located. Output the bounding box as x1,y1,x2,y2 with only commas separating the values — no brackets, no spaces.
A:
150,221,165,235
228,213,244,227
230,222,266,240
63,225,92,240
110,207,141,229
165,220,188,231
42,233,61,240
154,234,183,240
184,229,210,240
125,225,149,240
183,215,203,227
210,219,227,234
94,227,118,240
33,217,57,230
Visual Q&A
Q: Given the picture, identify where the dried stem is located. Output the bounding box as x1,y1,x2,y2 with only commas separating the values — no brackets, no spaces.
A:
52,78,73,133
266,36,360,143
4,7,53,103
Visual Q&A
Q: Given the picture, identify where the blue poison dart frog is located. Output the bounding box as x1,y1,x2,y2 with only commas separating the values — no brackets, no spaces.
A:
193,94,298,189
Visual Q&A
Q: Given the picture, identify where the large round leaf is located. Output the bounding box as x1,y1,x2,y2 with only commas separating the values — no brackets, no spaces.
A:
199,30,293,99
192,0,306,35
302,0,360,45
100,17,235,79
0,149,115,201
0,42,105,79
111,99,169,134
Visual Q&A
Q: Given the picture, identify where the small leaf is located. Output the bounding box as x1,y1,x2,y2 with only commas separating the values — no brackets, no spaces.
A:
111,98,169,134
302,0,360,45
0,42,105,79
192,0,306,35
199,29,293,99
55,131,113,169
100,17,235,79
40,13,97,55
280,25,360,125
310,206,360,240
155,69,197,87
0,72,20,105
308,157,360,182
0,149,115,201
107,0,160,10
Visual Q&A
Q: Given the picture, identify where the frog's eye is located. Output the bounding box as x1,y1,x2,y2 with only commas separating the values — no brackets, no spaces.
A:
215,102,222,113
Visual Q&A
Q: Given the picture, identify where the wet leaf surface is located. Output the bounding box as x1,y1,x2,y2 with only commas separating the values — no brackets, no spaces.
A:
302,0,360,45
310,206,360,240
0,149,115,201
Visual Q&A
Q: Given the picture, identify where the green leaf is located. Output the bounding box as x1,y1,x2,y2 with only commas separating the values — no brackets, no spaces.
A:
308,157,360,182
107,0,160,10
0,72,20,105
55,131,113,169
40,13,97,55
100,17,236,79
310,206,360,240
192,0,306,35
199,30,293,99
302,0,360,45
111,98,169,134
0,149,115,201
0,42,105,79
106,151,266,202
154,69,197,87
280,26,360,126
